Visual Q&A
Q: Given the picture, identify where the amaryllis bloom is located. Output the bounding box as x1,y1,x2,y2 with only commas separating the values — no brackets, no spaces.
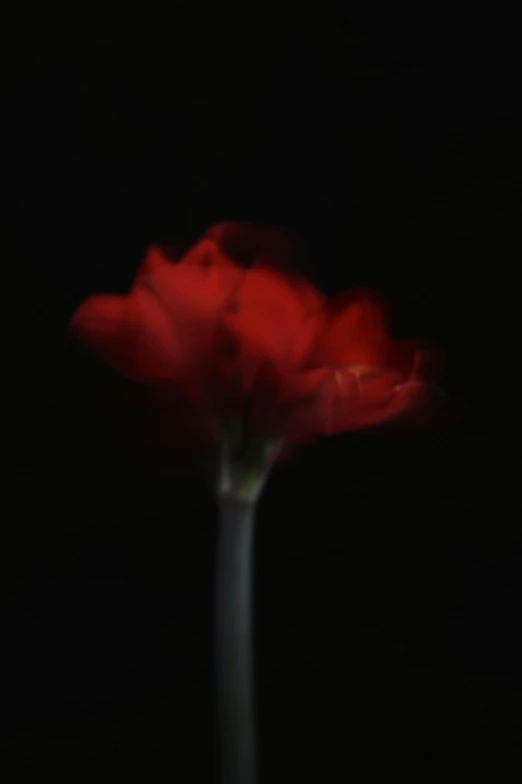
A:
70,222,443,456
70,222,446,783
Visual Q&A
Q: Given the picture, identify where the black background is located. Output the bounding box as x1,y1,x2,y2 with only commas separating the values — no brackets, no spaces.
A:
2,3,522,780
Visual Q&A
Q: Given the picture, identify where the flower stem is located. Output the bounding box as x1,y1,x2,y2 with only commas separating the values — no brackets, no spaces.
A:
215,493,258,784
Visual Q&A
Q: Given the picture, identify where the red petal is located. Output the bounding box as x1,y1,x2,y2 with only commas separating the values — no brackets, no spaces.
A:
70,242,246,389
134,245,170,281
283,360,437,439
313,289,413,376
143,258,242,322
178,234,242,272
222,266,324,372
203,221,305,270
70,288,188,385
141,255,244,372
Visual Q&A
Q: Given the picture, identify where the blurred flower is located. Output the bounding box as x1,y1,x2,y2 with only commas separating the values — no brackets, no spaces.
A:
70,222,443,457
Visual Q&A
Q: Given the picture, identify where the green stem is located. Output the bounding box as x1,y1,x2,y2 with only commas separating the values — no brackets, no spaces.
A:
215,494,258,784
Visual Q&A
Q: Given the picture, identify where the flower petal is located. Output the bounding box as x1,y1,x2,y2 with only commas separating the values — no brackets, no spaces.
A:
69,287,186,384
282,358,437,439
178,234,242,272
135,243,245,370
222,265,324,372
203,221,305,270
312,289,407,371
134,245,170,281
70,242,245,390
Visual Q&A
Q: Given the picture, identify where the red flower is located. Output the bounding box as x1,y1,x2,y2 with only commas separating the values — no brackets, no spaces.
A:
70,222,443,454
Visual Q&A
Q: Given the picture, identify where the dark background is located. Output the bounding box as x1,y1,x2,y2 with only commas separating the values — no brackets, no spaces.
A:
2,2,522,780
